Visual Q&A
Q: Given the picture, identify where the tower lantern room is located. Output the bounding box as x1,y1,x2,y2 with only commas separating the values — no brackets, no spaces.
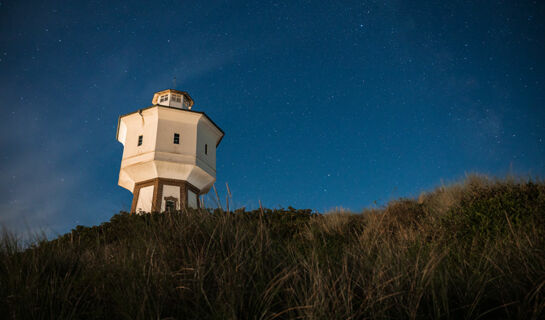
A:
152,89,194,109
116,89,224,213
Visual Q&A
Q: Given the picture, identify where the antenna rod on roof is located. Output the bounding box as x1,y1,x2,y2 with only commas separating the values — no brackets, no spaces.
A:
172,77,177,89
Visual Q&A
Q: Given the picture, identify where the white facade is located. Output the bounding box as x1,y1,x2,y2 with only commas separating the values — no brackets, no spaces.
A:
188,190,198,209
136,185,154,213
116,89,224,210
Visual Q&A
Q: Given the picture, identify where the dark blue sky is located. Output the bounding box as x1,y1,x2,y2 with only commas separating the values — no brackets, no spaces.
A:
1,0,544,235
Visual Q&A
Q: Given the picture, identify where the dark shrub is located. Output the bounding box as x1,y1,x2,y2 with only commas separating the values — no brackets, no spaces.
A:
445,180,545,238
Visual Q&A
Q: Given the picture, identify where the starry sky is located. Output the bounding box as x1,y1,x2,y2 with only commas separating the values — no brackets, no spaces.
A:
1,0,544,236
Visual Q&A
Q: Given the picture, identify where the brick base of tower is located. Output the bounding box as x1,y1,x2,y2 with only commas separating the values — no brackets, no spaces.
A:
130,178,201,213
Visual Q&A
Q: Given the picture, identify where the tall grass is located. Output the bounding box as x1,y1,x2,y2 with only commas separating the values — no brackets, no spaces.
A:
1,175,544,319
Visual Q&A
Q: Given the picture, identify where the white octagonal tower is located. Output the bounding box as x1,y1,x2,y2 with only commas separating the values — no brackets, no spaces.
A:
116,89,224,213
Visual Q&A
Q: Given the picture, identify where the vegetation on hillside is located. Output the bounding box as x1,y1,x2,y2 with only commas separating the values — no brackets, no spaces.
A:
1,175,544,319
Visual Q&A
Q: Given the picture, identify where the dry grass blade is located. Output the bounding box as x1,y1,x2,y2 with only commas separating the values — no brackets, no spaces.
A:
269,305,313,319
1,175,544,319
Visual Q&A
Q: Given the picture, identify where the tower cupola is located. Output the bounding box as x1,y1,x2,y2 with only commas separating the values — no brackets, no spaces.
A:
152,89,194,110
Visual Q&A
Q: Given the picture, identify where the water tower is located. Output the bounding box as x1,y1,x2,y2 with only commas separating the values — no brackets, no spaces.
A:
116,89,224,213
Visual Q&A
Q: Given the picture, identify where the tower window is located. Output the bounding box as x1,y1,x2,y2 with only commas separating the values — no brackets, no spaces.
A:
173,133,180,144
137,135,143,146
165,200,176,212
159,95,168,103
164,196,178,212
205,144,208,155
172,94,181,102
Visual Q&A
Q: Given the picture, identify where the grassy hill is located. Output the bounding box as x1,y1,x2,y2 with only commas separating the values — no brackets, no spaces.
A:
1,175,544,319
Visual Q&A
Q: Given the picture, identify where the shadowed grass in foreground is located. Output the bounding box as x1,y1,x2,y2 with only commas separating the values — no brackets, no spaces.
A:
1,175,544,319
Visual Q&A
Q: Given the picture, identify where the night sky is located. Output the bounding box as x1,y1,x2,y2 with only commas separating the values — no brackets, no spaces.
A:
1,1,544,236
